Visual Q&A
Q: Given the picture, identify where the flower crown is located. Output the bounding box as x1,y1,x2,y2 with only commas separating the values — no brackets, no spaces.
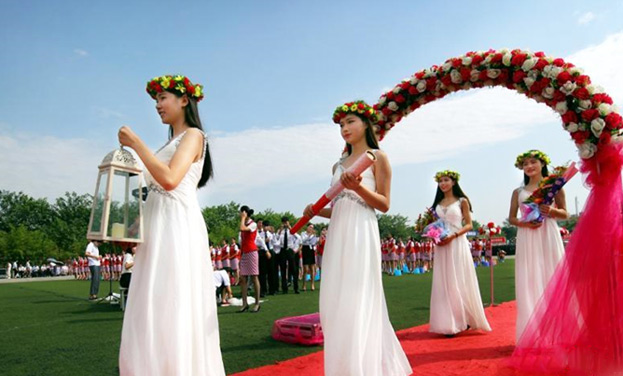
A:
515,150,551,169
332,100,379,125
434,170,460,182
146,75,204,102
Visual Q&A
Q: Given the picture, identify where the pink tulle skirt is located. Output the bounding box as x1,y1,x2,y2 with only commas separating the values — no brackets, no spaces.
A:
509,144,623,376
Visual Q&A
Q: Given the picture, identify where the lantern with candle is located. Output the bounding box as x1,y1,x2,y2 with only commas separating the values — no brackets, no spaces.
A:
86,147,144,243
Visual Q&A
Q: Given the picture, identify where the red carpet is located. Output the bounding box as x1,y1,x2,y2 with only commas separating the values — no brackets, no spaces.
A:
233,301,520,376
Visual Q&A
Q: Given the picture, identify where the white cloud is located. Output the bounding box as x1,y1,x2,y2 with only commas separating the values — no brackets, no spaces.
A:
0,132,107,200
73,49,89,57
577,11,596,25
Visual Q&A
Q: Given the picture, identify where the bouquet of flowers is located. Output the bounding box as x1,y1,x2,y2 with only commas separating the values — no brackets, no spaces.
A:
414,207,437,233
521,162,579,223
415,207,450,244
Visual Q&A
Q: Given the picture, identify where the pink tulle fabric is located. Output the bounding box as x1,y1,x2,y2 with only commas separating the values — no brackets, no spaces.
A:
508,143,623,375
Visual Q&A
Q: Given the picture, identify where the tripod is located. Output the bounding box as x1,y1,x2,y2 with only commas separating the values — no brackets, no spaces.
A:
97,242,120,305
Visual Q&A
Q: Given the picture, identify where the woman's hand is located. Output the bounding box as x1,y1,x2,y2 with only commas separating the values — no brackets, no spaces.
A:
523,221,543,229
341,172,362,190
303,204,315,218
539,204,554,218
240,211,247,220
437,233,456,246
118,126,141,149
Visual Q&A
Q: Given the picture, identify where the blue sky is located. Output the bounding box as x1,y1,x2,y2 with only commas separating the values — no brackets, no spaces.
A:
1,1,622,225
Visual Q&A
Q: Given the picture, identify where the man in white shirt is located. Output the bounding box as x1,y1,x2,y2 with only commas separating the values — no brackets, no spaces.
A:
85,240,102,300
257,220,278,297
276,217,300,294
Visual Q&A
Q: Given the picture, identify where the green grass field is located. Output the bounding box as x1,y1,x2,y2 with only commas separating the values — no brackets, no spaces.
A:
0,260,516,375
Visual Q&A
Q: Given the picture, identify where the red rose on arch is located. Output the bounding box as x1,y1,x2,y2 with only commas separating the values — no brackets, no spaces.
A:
581,109,599,122
460,67,471,81
534,51,545,58
425,77,437,91
553,58,565,67
556,71,572,85
408,86,418,95
415,72,425,79
451,58,461,68
605,113,623,130
571,130,590,144
490,53,503,64
387,92,395,100
441,74,453,87
471,54,484,66
512,70,526,83
395,94,406,104
478,70,489,81
511,53,527,67
400,82,410,90
573,87,590,100
552,90,566,102
576,75,591,86
599,132,612,146
561,111,578,124
534,58,548,70
592,93,613,105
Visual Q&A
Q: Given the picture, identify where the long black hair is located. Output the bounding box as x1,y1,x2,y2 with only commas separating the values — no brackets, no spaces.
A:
523,164,549,186
345,115,380,155
431,180,473,212
167,92,213,188
240,205,254,218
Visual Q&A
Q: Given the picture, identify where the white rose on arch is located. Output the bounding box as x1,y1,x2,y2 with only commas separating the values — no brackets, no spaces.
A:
560,81,577,95
378,96,387,106
416,80,427,93
393,86,402,94
598,103,612,116
442,62,452,72
542,87,555,99
388,102,399,111
566,122,579,133
523,77,535,88
502,53,512,66
578,142,597,159
555,101,568,114
522,58,537,71
578,100,592,110
470,69,480,82
590,118,606,137
543,65,562,79
450,69,463,84
487,69,501,79
462,56,472,66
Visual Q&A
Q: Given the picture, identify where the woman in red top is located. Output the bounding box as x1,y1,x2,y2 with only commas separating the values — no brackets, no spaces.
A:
238,205,260,313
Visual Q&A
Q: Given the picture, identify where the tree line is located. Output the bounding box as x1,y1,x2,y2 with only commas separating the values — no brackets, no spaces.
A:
1,189,577,264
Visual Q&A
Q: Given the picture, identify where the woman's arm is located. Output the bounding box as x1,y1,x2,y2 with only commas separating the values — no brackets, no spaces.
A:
540,188,568,220
345,150,391,212
119,126,203,191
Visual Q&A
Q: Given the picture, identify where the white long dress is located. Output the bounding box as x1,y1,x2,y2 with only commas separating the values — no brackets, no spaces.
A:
429,198,491,335
119,130,225,376
515,188,565,342
319,157,412,376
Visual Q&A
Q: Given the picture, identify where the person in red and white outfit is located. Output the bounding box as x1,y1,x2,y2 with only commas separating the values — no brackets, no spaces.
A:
316,227,327,272
238,205,261,313
229,237,240,285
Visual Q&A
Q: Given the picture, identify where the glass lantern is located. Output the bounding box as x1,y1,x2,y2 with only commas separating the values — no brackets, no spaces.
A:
86,147,144,243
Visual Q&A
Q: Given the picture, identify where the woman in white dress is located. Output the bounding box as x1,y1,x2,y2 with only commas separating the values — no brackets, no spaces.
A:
429,170,491,337
304,100,411,376
508,150,566,342
118,75,225,376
